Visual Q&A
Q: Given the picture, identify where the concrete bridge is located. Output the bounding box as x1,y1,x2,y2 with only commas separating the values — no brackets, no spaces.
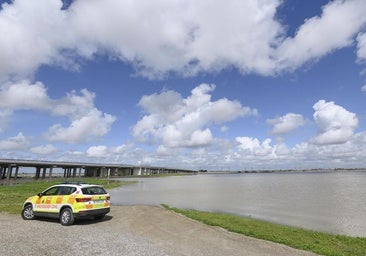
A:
0,159,197,181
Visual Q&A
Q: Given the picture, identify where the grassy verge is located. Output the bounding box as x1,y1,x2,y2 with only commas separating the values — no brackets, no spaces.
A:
163,205,366,256
0,178,135,214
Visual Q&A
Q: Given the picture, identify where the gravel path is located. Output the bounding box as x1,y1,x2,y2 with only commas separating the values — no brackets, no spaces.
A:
0,205,317,256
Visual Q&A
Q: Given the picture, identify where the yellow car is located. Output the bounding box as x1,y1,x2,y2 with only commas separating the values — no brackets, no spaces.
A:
21,182,110,225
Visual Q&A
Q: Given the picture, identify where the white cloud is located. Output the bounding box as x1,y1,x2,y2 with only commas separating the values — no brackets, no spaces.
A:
133,83,257,148
75,129,366,170
51,89,96,117
30,144,58,155
46,109,116,143
236,136,273,156
0,81,49,110
267,113,305,135
1,0,365,79
356,33,366,62
361,84,366,92
87,145,108,158
68,0,283,78
312,100,358,145
0,81,116,143
0,132,29,150
0,0,71,79
276,0,366,71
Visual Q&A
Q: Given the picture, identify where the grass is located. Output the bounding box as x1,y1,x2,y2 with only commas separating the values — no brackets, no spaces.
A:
163,205,366,256
0,178,135,214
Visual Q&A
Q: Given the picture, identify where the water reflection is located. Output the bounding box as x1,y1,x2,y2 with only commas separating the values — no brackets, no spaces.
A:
110,171,366,237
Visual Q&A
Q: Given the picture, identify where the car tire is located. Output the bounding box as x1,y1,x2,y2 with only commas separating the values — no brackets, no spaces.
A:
60,208,74,226
21,204,35,220
94,214,105,220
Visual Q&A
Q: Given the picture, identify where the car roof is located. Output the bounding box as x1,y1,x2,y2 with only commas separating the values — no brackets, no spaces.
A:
53,182,104,187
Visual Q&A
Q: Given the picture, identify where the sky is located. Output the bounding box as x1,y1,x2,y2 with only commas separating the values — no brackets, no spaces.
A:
1,0,366,171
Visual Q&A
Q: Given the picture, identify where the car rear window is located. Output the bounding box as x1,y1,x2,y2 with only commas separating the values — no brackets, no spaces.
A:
81,186,107,195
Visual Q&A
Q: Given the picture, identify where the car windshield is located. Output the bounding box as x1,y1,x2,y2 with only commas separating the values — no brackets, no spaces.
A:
81,186,107,195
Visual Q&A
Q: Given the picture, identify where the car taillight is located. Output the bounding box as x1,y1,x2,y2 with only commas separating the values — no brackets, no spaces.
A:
76,197,92,203
106,196,110,201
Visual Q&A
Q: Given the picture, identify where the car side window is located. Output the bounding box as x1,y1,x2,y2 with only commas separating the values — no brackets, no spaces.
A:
43,187,59,196
57,186,77,195
67,187,76,195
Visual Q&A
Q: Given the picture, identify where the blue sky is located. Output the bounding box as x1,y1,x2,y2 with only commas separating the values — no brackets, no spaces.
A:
1,0,366,170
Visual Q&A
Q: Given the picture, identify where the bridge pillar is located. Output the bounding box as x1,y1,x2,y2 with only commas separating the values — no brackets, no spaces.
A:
35,167,41,179
41,167,46,179
1,166,6,179
48,167,53,179
14,166,19,180
7,164,12,181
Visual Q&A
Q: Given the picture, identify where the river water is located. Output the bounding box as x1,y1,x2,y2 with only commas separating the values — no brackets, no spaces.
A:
110,171,366,237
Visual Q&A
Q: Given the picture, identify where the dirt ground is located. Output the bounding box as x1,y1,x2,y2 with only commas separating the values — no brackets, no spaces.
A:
0,205,318,256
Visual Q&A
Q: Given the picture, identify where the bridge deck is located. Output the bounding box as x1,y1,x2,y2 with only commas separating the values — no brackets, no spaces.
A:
0,159,196,181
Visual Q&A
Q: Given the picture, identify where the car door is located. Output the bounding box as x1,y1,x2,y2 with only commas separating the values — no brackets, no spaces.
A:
34,186,60,215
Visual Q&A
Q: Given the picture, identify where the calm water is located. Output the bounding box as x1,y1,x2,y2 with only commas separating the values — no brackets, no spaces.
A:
110,171,366,237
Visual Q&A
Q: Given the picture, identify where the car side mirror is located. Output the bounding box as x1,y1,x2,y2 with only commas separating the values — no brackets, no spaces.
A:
37,193,43,197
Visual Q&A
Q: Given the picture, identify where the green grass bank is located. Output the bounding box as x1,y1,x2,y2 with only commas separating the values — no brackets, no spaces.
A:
163,205,366,256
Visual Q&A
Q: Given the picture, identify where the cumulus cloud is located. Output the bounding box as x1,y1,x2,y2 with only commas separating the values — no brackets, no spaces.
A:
357,33,366,62
0,0,72,79
46,109,116,143
276,0,366,71
267,113,305,135
0,132,29,150
0,81,49,110
30,144,58,155
133,84,257,148
51,89,96,117
87,145,108,158
1,0,365,79
312,100,358,145
0,81,116,143
86,144,134,159
235,137,273,156
62,0,284,78
362,85,366,92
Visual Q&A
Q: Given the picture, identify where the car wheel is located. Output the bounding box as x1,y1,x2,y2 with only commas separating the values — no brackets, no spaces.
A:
21,204,35,220
94,214,105,220
60,208,74,226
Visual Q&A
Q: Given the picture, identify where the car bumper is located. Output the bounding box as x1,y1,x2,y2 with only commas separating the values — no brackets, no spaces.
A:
74,208,110,218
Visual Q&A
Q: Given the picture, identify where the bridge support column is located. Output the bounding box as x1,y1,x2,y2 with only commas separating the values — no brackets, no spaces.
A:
7,164,13,181
35,167,41,179
1,166,7,179
14,166,19,180
48,167,53,179
41,167,46,179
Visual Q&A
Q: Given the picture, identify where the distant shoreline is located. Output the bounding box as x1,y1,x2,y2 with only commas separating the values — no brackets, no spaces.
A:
202,168,366,174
